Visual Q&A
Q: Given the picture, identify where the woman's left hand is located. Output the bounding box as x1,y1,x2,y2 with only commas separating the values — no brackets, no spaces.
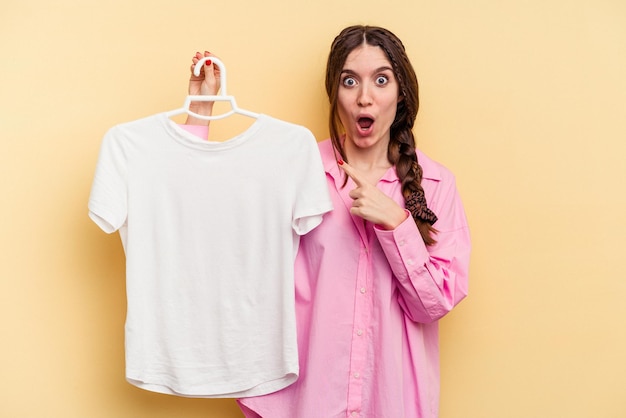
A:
339,160,408,230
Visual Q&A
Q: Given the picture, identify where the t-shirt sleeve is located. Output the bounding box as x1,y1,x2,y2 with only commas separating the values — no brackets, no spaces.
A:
291,132,333,235
88,127,128,233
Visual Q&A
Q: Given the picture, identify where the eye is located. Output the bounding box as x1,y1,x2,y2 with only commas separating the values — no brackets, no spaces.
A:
375,75,389,86
342,76,357,87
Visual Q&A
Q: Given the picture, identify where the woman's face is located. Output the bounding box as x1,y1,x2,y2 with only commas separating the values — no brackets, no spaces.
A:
337,44,400,153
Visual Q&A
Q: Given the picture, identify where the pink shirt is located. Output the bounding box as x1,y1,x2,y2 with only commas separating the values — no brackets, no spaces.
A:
240,139,471,418
177,124,208,138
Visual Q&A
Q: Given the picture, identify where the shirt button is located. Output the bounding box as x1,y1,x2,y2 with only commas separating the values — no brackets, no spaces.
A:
354,372,360,378
399,239,406,246
407,259,415,266
351,412,358,417
360,287,366,294
356,329,363,336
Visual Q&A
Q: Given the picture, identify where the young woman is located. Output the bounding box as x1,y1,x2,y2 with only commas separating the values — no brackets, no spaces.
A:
191,25,471,418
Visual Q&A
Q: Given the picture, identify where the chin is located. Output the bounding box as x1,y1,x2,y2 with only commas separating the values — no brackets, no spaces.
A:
353,133,382,147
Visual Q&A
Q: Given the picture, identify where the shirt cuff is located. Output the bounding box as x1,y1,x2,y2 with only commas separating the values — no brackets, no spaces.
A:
375,210,430,266
178,124,209,140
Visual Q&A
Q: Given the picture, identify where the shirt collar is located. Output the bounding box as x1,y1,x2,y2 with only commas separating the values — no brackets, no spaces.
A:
416,149,442,182
320,140,442,183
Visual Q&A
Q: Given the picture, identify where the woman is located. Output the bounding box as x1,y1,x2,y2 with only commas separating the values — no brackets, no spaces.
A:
192,25,470,418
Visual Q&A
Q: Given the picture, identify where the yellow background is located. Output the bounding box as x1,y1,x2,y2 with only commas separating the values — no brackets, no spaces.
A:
2,0,625,417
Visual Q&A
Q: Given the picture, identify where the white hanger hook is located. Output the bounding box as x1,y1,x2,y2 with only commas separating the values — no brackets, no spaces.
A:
164,56,259,120
194,56,228,96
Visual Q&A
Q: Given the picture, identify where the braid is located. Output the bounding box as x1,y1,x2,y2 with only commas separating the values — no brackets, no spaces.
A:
376,31,438,245
388,129,438,246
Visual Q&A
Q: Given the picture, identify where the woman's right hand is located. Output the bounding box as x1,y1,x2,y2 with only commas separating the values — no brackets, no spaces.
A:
186,51,221,125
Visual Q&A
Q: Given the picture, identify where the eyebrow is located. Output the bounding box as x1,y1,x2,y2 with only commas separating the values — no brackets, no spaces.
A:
341,66,394,75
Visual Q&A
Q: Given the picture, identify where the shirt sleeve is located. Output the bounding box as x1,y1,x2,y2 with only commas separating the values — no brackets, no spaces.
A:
374,175,471,323
88,126,128,234
178,124,209,139
291,133,334,236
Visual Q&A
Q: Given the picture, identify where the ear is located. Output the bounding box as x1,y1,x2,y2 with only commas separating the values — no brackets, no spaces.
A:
397,92,405,103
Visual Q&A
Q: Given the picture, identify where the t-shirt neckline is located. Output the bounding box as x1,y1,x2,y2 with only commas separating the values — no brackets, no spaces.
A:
159,112,266,151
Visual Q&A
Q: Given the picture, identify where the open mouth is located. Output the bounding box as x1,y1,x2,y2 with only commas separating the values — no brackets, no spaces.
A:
357,117,374,131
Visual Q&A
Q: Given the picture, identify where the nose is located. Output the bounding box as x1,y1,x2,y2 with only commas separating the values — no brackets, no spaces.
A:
357,86,373,107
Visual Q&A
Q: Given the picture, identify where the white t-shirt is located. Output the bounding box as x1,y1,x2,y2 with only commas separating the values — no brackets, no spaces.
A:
88,113,333,398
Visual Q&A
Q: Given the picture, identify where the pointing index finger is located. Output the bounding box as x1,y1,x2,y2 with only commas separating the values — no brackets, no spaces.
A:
338,159,365,187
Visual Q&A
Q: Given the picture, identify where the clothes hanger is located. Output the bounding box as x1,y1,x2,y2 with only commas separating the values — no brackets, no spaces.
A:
166,56,259,121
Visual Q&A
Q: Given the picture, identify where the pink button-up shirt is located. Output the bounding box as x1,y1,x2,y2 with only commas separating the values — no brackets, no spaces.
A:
240,139,470,418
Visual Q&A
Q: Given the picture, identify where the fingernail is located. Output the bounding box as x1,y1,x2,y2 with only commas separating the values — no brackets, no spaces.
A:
337,159,344,165
205,59,212,66
205,51,211,55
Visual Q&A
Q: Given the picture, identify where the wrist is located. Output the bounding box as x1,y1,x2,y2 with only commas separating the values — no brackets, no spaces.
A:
379,208,410,231
188,102,214,115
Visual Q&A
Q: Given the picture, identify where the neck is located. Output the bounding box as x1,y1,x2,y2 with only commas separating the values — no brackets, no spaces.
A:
344,138,391,171
344,138,393,185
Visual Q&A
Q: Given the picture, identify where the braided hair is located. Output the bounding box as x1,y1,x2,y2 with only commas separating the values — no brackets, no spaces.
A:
325,25,438,245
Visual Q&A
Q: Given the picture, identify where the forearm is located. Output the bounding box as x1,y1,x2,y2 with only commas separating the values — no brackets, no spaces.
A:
375,216,470,323
185,103,214,126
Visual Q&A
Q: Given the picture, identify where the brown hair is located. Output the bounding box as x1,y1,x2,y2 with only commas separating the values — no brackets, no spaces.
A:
325,25,438,245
